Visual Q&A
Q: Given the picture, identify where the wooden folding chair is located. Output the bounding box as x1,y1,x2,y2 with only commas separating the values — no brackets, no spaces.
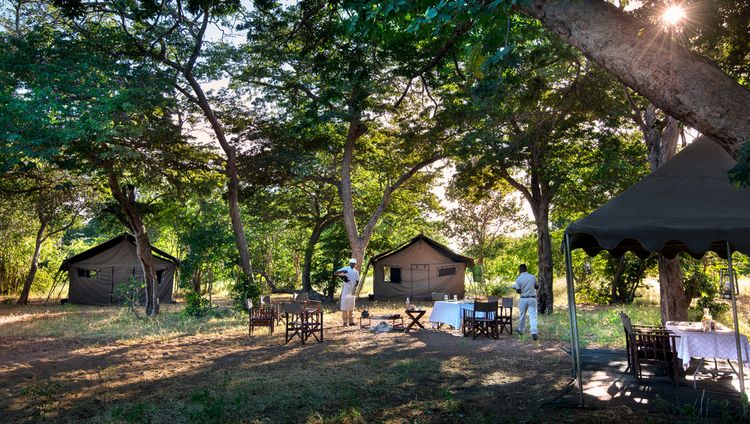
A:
463,301,499,339
283,302,305,344
247,299,274,336
498,297,513,335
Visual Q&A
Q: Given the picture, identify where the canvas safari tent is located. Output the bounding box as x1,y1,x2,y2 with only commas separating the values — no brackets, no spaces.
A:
59,234,179,305
371,234,474,300
562,136,750,404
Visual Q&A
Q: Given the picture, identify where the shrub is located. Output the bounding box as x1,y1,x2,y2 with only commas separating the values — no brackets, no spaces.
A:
683,262,729,318
115,277,144,315
229,273,261,312
183,292,212,317
486,283,513,298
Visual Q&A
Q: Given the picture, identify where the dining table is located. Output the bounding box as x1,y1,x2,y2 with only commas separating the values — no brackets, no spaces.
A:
666,320,750,387
429,300,475,329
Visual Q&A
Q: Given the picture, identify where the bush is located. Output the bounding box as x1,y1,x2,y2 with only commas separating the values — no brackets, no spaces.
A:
683,262,729,318
115,277,144,315
183,292,213,317
229,273,261,312
486,283,513,298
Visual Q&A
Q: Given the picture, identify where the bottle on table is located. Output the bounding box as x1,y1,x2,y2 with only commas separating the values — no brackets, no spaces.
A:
701,308,713,332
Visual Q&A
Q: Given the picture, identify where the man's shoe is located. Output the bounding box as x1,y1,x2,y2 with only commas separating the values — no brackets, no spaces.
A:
532,334,538,341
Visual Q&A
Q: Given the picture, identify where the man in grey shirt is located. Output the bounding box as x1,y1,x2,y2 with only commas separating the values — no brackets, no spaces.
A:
513,264,538,340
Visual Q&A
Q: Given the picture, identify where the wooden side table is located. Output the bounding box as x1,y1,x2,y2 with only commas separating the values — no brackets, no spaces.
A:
405,309,426,332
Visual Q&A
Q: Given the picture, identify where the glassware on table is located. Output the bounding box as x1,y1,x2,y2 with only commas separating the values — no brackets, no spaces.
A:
701,308,713,332
453,294,458,301
444,294,449,301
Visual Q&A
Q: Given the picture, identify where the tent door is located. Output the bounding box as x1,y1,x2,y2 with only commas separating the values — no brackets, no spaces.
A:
410,264,430,298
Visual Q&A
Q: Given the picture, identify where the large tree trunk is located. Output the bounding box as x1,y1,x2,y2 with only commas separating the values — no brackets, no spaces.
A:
183,73,261,289
520,0,750,153
340,114,368,274
17,220,47,305
108,174,159,316
531,200,554,314
658,255,690,321
302,218,335,292
653,116,687,323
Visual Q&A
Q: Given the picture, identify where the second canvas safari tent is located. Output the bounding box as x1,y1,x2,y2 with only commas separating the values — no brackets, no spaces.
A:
371,234,474,300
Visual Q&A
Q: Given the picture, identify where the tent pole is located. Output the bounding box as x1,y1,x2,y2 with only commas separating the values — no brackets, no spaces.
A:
726,242,746,401
564,233,584,407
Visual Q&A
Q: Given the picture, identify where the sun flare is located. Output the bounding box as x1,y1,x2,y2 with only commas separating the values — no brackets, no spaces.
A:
662,4,686,27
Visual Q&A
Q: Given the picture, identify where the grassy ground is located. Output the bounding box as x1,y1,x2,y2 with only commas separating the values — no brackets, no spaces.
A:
1,291,747,423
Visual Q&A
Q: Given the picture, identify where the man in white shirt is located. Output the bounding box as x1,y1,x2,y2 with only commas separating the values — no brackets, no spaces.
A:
334,258,359,326
513,264,538,340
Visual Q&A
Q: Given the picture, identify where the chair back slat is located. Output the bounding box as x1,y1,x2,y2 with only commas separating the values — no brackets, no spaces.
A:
283,301,305,315
473,300,498,314
501,297,513,309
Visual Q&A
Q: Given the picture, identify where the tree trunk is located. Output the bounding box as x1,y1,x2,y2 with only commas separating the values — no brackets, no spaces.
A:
17,220,47,305
182,73,264,290
532,202,554,314
610,256,626,303
108,174,159,316
302,218,335,292
520,0,750,153
654,117,686,323
191,266,202,294
658,255,690,321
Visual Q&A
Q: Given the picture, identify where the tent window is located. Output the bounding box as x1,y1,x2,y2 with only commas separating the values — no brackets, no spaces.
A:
77,269,97,278
156,270,164,285
384,266,401,284
438,267,456,277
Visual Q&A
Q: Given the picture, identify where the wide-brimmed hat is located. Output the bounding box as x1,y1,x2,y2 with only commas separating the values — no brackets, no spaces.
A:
349,258,357,264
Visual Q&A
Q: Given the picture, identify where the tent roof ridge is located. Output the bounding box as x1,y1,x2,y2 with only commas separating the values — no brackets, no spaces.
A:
59,233,180,271
370,234,475,267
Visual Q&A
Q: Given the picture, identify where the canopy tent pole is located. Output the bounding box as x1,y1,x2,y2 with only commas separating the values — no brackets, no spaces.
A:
564,233,584,406
726,242,746,398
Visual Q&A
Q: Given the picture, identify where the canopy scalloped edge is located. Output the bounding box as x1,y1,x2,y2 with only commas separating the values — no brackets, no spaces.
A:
564,231,739,260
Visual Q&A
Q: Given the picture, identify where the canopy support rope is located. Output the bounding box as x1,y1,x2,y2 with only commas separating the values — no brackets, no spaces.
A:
564,232,584,406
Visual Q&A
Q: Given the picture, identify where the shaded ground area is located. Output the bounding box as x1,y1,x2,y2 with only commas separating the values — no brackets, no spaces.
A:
0,302,747,423
556,349,747,420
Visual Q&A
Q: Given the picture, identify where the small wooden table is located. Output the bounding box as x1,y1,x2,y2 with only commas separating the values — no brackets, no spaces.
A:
405,309,426,332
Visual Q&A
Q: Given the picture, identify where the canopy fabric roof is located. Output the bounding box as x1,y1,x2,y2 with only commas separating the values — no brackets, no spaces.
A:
566,136,750,259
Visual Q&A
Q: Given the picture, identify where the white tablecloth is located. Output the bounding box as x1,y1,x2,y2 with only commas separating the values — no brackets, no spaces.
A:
666,322,750,370
429,301,474,329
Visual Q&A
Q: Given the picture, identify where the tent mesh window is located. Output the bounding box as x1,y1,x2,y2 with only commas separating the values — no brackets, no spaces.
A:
76,268,97,278
384,266,401,284
438,267,456,277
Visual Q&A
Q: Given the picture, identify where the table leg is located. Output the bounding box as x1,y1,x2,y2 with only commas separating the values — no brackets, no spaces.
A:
693,358,705,389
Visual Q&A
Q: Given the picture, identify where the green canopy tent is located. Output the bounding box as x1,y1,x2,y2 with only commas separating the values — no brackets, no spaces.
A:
563,136,750,405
